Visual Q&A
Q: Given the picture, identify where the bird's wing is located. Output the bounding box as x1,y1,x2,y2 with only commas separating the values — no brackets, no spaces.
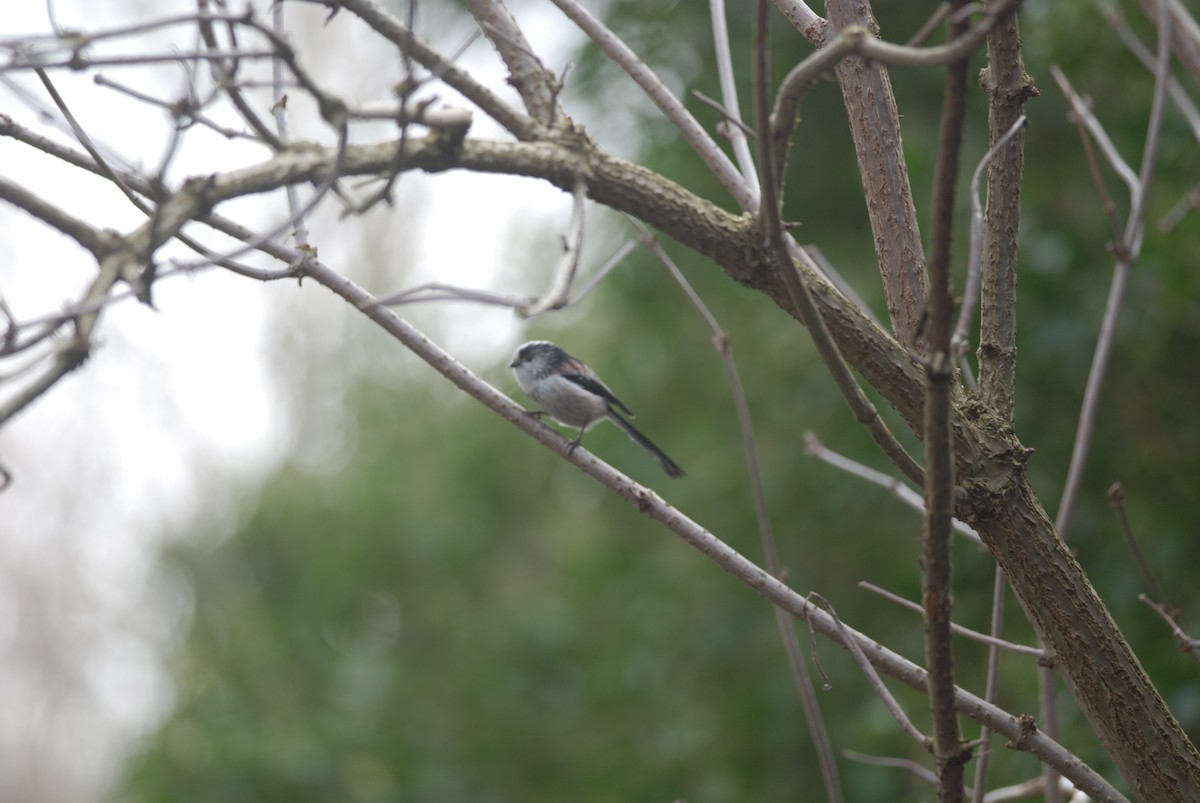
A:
561,370,635,417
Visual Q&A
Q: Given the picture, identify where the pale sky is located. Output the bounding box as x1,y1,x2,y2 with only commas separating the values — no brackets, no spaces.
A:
0,2,592,798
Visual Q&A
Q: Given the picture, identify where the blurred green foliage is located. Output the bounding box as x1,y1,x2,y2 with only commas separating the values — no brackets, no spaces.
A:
119,1,1199,801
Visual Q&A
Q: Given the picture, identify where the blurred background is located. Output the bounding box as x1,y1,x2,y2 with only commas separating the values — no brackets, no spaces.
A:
0,0,1197,801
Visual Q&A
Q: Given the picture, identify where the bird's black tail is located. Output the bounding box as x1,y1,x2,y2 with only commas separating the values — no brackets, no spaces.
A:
607,411,685,478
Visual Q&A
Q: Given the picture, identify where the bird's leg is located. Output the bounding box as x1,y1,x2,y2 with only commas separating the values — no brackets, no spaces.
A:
565,423,593,457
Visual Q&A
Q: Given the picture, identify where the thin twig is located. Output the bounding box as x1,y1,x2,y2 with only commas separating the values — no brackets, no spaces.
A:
1052,0,1170,541
925,6,973,792
34,67,145,217
797,244,881,327
6,48,279,70
637,223,842,803
374,284,532,308
199,0,284,148
1107,483,1170,607
811,594,929,747
842,750,941,790
1058,67,1126,243
301,0,542,140
1106,8,1200,143
0,8,252,51
0,74,134,173
518,176,587,317
709,0,761,202
92,74,257,141
378,201,632,314
547,0,755,211
970,565,1010,800
859,582,1043,659
804,432,981,545
690,89,757,138
1159,185,1200,232
1140,596,1200,660
564,239,637,303
953,114,1028,361
1125,0,1173,257
1137,0,1200,86
907,4,953,47
1050,66,1139,198
0,174,112,257
271,1,311,254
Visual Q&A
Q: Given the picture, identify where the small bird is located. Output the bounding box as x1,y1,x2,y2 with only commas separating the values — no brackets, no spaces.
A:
510,340,685,478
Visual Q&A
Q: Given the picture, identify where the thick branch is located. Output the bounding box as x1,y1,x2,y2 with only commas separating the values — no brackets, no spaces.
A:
977,12,1034,420
774,0,826,43
465,0,561,127
756,8,923,485
824,0,927,349
966,470,1200,802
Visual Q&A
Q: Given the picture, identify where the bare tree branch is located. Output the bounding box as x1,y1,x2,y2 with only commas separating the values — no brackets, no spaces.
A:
302,0,543,140
824,0,926,348
1136,0,1200,85
548,0,756,211
813,593,930,749
1140,595,1200,661
805,433,981,544
1106,7,1200,143
970,566,1010,802
859,581,1042,659
956,114,1028,378
710,0,761,202
517,175,587,317
773,0,825,44
1050,0,1171,544
270,0,312,255
0,173,113,257
923,6,972,796
465,0,561,127
755,15,925,486
1106,483,1170,607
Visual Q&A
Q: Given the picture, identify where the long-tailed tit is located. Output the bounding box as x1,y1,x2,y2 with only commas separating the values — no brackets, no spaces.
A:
510,340,685,478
